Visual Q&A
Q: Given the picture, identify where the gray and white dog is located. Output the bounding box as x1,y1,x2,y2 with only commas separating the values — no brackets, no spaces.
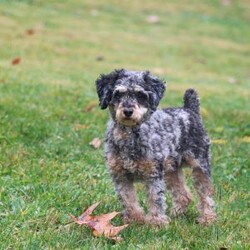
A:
96,69,216,226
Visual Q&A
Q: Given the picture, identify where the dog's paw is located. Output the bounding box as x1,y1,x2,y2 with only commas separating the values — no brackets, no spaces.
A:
145,214,170,227
122,209,145,224
170,199,192,217
197,212,217,225
197,197,216,224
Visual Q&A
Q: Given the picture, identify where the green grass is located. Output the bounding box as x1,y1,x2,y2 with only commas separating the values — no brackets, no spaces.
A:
0,0,249,249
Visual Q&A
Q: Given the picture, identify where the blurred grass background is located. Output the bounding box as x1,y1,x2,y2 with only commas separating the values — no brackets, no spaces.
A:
0,0,249,249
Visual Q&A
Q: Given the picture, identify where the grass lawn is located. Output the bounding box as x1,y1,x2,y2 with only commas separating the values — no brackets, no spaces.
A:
0,0,249,249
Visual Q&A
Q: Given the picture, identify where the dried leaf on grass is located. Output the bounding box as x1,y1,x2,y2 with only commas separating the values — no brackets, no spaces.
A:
11,57,21,65
71,202,128,242
84,101,98,112
89,138,102,149
71,202,100,225
26,28,35,35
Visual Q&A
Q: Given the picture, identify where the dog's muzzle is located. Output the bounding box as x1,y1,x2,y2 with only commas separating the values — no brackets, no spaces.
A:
123,108,133,118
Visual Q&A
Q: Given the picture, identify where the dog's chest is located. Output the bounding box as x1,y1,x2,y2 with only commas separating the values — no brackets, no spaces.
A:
112,127,147,160
111,128,157,175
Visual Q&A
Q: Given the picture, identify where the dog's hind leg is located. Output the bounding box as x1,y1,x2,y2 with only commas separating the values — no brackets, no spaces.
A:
192,166,216,224
187,155,216,224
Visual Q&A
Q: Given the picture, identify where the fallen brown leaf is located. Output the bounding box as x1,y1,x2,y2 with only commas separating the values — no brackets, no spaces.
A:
92,222,128,239
84,101,98,112
89,138,102,149
71,202,100,225
87,211,128,238
11,57,21,65
87,212,120,232
71,202,129,241
26,28,35,35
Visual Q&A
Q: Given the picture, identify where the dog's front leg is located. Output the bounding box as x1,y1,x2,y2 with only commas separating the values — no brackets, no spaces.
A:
112,175,145,224
145,177,170,227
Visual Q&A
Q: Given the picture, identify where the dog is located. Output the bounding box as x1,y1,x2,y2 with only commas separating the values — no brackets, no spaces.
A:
96,69,216,226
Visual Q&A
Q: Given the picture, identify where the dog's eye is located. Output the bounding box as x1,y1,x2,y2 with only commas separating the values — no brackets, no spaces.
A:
136,91,148,100
113,91,124,99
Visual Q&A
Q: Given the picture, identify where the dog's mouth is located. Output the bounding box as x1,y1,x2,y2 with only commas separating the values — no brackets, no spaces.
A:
119,117,138,126
115,104,148,127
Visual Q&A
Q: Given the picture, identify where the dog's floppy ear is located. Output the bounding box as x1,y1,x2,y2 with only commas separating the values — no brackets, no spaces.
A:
143,71,166,111
96,69,124,109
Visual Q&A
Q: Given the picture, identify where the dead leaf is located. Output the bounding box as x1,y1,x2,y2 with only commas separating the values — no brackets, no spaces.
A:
89,138,102,149
86,212,120,232
87,211,128,238
11,57,21,65
84,101,98,112
71,202,129,241
26,29,35,35
70,202,100,225
92,223,128,240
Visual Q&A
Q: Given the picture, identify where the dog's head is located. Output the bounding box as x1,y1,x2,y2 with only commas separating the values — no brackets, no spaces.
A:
96,69,166,126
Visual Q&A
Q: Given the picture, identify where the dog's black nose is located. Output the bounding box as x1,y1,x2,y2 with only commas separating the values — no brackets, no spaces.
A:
123,108,133,118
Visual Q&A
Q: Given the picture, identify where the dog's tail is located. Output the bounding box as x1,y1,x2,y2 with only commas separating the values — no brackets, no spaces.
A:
183,89,200,115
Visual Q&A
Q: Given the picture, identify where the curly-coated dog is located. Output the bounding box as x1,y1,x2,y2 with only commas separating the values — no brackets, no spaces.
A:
96,69,216,226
